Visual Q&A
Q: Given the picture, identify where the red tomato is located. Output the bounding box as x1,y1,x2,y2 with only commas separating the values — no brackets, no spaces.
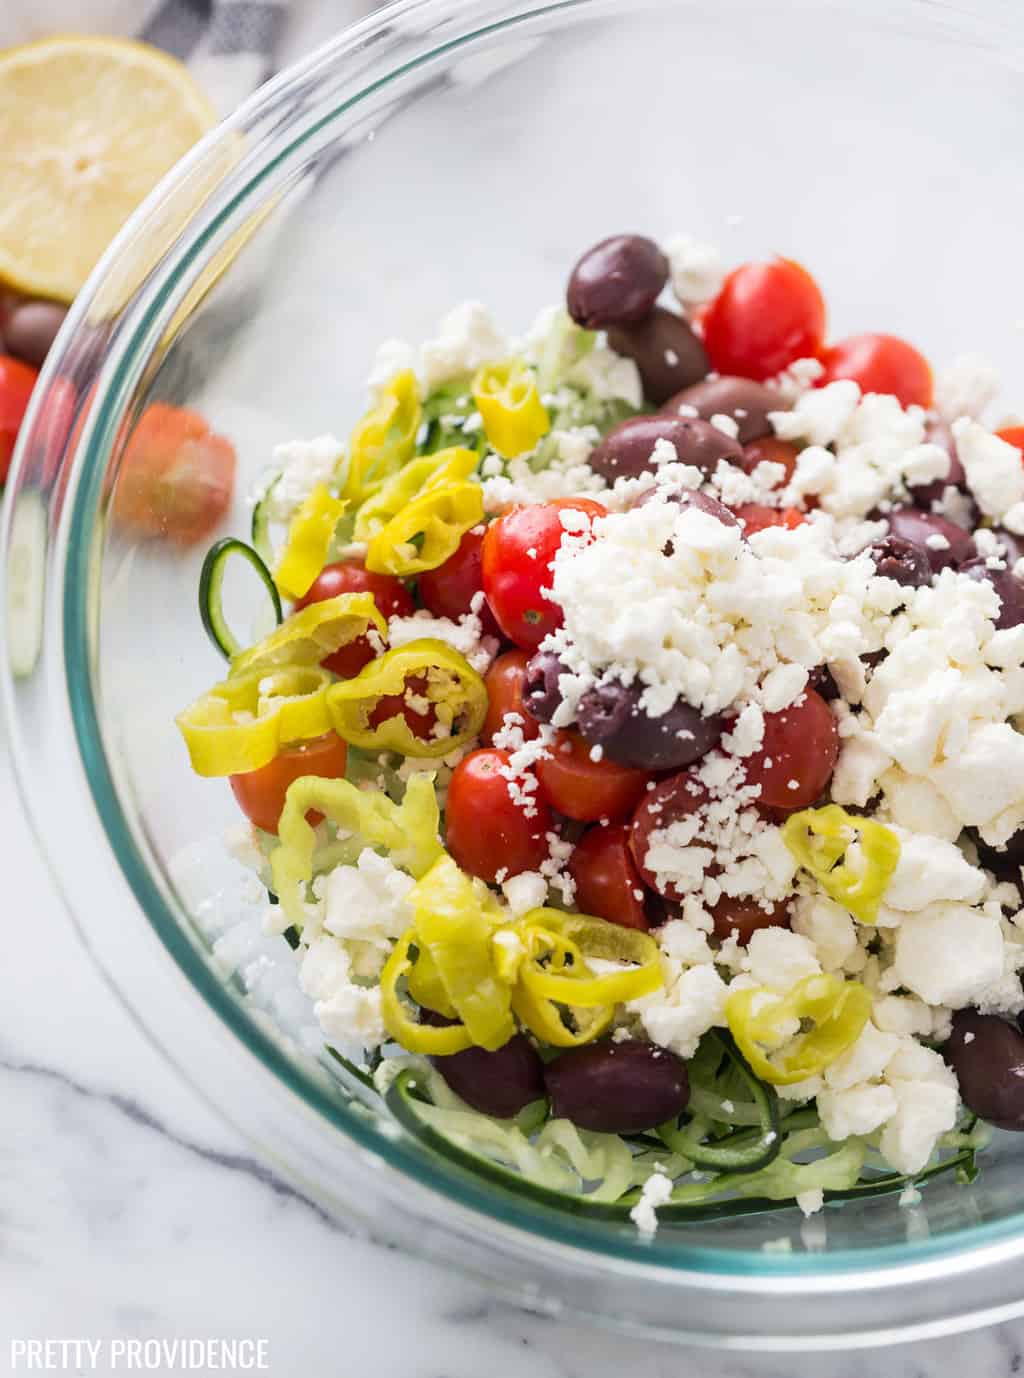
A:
536,729,652,823
996,426,1024,459
0,355,39,483
112,402,236,546
743,688,839,810
818,333,933,408
568,823,651,930
445,748,553,882
629,771,710,899
709,895,791,945
418,527,500,635
734,503,806,536
295,561,414,678
482,650,540,744
740,437,800,487
702,259,826,381
229,732,348,834
481,498,606,650
368,673,436,739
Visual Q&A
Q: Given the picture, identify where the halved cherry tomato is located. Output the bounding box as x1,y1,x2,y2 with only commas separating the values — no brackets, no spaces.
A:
536,729,652,823
481,498,606,650
367,673,437,739
0,355,39,483
629,770,710,899
112,402,237,547
445,747,553,882
742,687,838,810
996,426,1024,459
709,895,791,946
740,437,800,487
229,732,348,834
702,259,826,381
295,561,414,678
482,650,540,744
568,823,651,930
418,526,500,635
818,333,932,409
733,503,806,536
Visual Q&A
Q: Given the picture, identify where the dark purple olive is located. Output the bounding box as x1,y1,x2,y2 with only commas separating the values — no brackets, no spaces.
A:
992,528,1024,566
589,413,742,484
946,1010,1024,1131
3,300,68,368
810,664,841,701
422,1011,546,1118
606,306,709,405
575,680,721,770
972,829,1024,885
960,559,1024,630
870,535,932,589
907,419,966,509
885,505,976,572
567,235,668,329
663,375,788,445
523,651,568,724
544,1039,689,1133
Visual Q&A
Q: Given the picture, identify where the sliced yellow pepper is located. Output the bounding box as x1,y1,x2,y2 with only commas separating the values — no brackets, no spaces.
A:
274,484,348,601
513,909,663,1007
327,639,487,756
364,481,484,577
782,804,901,925
353,447,479,543
472,359,550,459
725,973,872,1086
176,666,334,777
271,774,442,927
381,931,474,1055
345,369,421,503
230,592,387,677
405,942,457,1020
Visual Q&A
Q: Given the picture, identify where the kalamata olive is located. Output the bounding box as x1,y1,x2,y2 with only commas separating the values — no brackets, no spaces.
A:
606,307,709,405
960,559,1024,630
946,1010,1024,1131
575,679,721,770
972,828,1024,885
870,535,932,589
885,505,976,572
810,664,841,701
588,413,743,484
422,1011,546,1118
663,375,788,444
522,651,568,724
992,528,1024,566
908,418,966,508
566,235,668,329
544,1039,689,1133
3,300,68,368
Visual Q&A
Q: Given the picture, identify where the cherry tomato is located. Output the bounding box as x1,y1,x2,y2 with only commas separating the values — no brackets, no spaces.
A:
742,687,839,810
418,526,500,635
740,437,800,487
818,333,933,408
368,674,436,739
0,355,39,483
445,748,553,882
112,402,236,547
702,259,826,381
709,895,791,946
629,770,710,899
295,561,414,678
482,650,540,744
481,498,606,650
536,729,652,823
229,732,348,834
568,823,651,930
733,503,806,536
996,426,1024,459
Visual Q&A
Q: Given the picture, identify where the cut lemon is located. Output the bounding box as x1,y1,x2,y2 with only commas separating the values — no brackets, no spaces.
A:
0,35,215,303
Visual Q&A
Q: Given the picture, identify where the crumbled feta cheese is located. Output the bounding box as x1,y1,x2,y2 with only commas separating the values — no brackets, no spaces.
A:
631,962,728,1058
934,353,1000,423
665,233,725,307
566,341,643,408
367,338,416,394
630,1170,674,1236
883,829,986,911
953,419,1024,523
420,301,507,391
792,896,858,971
267,434,344,520
817,1083,898,1141
387,609,497,674
796,1188,824,1217
501,870,548,915
322,849,416,954
891,903,1005,1006
823,1021,899,1090
299,936,387,1049
745,928,821,992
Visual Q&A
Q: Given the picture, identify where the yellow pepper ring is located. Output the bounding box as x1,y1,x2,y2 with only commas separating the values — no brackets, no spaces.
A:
364,481,484,577
782,804,900,925
345,368,421,503
472,359,550,459
510,981,615,1049
381,930,475,1055
353,446,479,543
274,484,348,601
230,591,387,677
725,973,872,1086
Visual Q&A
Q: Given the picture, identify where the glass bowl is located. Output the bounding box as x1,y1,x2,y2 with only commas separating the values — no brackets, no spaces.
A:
6,0,1024,1349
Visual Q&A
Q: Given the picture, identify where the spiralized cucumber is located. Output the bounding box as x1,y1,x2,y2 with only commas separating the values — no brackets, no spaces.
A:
198,537,282,659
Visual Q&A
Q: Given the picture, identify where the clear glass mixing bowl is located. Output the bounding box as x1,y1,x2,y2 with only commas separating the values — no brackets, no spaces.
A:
6,0,1024,1349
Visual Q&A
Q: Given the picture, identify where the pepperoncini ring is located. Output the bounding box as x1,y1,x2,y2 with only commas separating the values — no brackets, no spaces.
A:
274,484,348,600
345,368,421,504
230,592,387,677
353,447,479,543
513,909,663,1008
725,973,872,1086
176,665,334,777
782,804,900,925
327,639,487,756
472,359,550,459
381,930,475,1055
364,481,484,577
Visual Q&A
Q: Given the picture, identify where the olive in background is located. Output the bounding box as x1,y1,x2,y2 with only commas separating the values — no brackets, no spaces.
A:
589,413,743,483
907,418,967,509
544,1039,689,1133
2,299,68,368
566,235,668,329
869,535,932,589
663,374,789,444
607,306,708,404
946,1010,1024,1131
885,505,976,572
422,1009,546,1119
960,559,1024,630
575,679,722,770
522,650,568,724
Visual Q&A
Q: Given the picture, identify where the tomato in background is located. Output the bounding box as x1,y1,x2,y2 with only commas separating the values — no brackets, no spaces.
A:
733,503,806,536
0,356,39,483
229,732,348,834
295,561,414,678
709,896,792,946
742,688,839,810
629,770,709,900
445,747,553,882
536,729,651,823
996,426,1024,459
568,823,651,930
740,437,801,487
702,259,826,381
418,526,499,635
818,333,933,408
481,650,540,744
